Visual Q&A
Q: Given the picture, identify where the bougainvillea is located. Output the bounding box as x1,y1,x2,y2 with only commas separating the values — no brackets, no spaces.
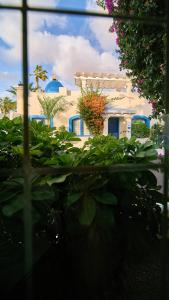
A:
97,0,166,117
78,87,108,135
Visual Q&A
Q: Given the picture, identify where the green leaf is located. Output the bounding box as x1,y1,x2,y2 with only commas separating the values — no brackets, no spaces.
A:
66,192,82,207
2,195,24,216
144,149,157,157
47,173,71,186
135,151,146,158
0,191,19,203
78,195,96,226
12,145,23,155
32,188,55,201
136,149,156,158
58,153,73,165
94,192,118,205
30,143,43,150
141,140,154,149
30,149,43,156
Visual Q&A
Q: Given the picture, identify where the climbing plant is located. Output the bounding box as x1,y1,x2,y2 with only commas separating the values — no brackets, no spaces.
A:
97,0,165,117
78,87,108,135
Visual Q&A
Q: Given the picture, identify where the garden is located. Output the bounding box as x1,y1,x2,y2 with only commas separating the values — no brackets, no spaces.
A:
0,1,169,299
0,116,166,300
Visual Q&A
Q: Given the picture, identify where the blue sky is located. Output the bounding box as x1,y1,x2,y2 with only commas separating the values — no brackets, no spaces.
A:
0,0,120,97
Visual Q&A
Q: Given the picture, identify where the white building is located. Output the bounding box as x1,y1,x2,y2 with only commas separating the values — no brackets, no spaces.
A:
16,72,153,143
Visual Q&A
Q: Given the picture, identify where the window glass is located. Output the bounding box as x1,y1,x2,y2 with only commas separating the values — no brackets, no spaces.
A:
0,0,21,6
72,118,80,135
27,0,102,13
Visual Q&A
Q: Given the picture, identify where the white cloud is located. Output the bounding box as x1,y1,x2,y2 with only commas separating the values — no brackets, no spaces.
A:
0,3,67,62
0,0,121,88
0,11,22,62
28,31,121,85
28,11,67,32
86,0,117,52
0,0,21,5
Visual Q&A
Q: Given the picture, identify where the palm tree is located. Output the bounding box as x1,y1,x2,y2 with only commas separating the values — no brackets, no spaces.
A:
0,97,16,116
31,65,48,90
7,82,36,97
38,95,65,127
7,86,17,97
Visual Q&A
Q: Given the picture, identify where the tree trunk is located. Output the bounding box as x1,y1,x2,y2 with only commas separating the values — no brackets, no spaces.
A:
36,77,39,90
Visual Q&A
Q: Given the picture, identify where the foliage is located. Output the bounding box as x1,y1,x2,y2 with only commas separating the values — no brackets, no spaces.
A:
7,82,37,96
78,87,108,135
38,95,65,126
31,65,48,90
97,0,165,117
0,97,16,116
7,85,17,96
0,119,160,228
150,122,164,147
131,120,150,138
0,116,80,169
0,118,163,296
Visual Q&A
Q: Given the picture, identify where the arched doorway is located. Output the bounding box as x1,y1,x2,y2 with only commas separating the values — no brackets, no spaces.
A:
108,117,119,138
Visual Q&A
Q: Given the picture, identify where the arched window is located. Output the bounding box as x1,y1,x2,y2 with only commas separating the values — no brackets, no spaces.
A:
131,115,150,138
132,115,150,128
69,115,90,136
29,115,54,128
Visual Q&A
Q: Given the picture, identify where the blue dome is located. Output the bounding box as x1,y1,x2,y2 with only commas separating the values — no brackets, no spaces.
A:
45,79,63,93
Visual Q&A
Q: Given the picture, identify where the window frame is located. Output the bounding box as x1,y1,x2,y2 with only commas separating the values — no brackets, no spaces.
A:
0,1,169,298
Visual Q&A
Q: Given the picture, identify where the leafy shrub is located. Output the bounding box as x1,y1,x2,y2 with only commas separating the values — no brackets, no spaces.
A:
0,123,160,230
150,123,164,147
131,120,150,138
0,116,80,169
0,118,163,298
78,87,108,135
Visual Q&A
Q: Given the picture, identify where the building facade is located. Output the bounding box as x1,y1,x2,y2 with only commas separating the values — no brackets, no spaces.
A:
16,72,153,142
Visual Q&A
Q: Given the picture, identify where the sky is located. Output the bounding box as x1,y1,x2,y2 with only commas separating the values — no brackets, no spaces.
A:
0,0,122,97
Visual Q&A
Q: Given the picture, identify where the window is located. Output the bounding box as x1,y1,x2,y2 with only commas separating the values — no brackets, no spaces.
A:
72,118,81,135
0,2,168,300
30,115,54,127
69,115,90,136
132,115,150,128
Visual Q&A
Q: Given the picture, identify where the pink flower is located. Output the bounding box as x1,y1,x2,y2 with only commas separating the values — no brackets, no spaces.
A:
138,79,144,84
116,37,119,45
109,24,116,33
123,60,128,65
105,0,114,13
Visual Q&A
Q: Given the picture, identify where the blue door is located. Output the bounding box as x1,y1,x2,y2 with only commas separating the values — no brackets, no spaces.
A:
108,117,119,138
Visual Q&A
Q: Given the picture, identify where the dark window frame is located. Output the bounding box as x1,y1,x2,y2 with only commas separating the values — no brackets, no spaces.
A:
0,1,169,299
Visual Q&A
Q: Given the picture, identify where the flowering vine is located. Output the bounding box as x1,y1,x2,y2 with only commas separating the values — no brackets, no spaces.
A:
97,0,166,118
78,87,108,135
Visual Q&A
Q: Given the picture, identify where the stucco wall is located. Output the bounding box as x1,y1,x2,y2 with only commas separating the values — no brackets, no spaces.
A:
16,84,153,137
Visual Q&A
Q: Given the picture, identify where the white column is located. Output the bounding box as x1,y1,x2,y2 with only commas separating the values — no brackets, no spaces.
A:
81,79,86,88
103,116,108,135
126,117,132,139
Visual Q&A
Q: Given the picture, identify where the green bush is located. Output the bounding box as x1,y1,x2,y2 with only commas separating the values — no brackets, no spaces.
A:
150,123,164,147
0,118,162,298
0,120,160,230
131,120,150,138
